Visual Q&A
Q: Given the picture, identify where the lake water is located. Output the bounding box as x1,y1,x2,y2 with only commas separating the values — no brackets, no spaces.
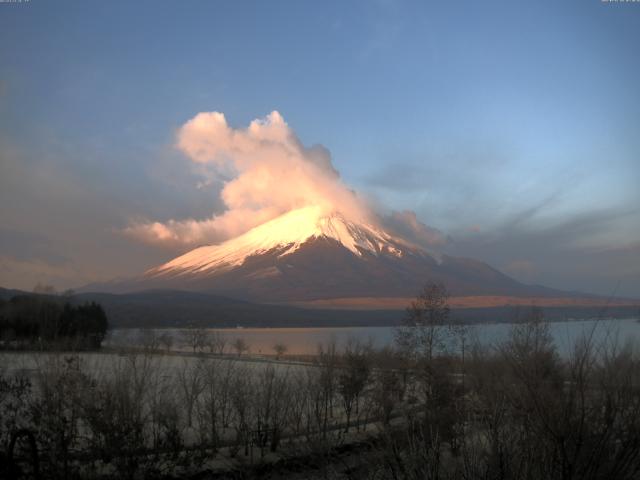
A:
106,318,640,356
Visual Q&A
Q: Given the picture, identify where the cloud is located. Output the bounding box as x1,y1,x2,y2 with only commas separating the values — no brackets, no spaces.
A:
365,162,433,192
503,259,537,282
446,206,640,297
126,111,372,248
0,255,84,291
0,228,70,266
382,210,448,248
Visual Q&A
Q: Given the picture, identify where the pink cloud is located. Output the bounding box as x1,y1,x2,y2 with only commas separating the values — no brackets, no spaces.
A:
126,111,370,248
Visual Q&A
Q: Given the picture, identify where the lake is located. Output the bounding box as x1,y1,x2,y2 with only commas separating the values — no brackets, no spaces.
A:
106,317,640,356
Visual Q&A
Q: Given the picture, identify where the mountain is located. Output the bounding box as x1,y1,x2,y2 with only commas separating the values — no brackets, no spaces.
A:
88,205,572,303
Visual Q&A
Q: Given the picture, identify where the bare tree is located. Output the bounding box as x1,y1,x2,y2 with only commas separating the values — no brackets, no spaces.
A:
232,338,249,357
373,368,402,426
182,328,207,353
338,339,371,432
32,354,90,478
229,366,253,456
197,359,237,450
176,358,204,428
287,370,309,437
81,354,158,479
448,316,470,393
158,331,173,352
273,342,288,359
207,331,227,355
252,365,293,455
138,329,160,352
308,340,340,443
395,282,450,361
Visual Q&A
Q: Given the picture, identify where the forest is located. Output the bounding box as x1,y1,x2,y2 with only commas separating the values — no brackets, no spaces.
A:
0,295,109,350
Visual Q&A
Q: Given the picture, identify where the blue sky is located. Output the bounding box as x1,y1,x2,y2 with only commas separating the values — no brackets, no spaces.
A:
1,0,639,297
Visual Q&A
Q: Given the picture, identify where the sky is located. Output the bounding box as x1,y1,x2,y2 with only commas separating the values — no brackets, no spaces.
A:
0,0,639,298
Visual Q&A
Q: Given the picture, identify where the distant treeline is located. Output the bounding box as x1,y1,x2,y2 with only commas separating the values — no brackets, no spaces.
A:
0,295,108,349
58,290,640,329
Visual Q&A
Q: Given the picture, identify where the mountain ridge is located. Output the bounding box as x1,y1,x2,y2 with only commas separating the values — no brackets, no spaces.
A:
82,206,612,304
3,287,638,329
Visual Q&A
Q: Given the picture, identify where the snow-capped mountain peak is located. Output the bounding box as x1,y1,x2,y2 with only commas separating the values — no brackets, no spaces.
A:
145,206,412,278
85,205,561,303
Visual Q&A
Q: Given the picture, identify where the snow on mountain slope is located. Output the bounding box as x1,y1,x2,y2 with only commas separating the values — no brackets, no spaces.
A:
145,206,414,278
83,205,573,302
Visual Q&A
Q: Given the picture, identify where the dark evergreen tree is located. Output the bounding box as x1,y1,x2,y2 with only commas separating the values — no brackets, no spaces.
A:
0,295,109,350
